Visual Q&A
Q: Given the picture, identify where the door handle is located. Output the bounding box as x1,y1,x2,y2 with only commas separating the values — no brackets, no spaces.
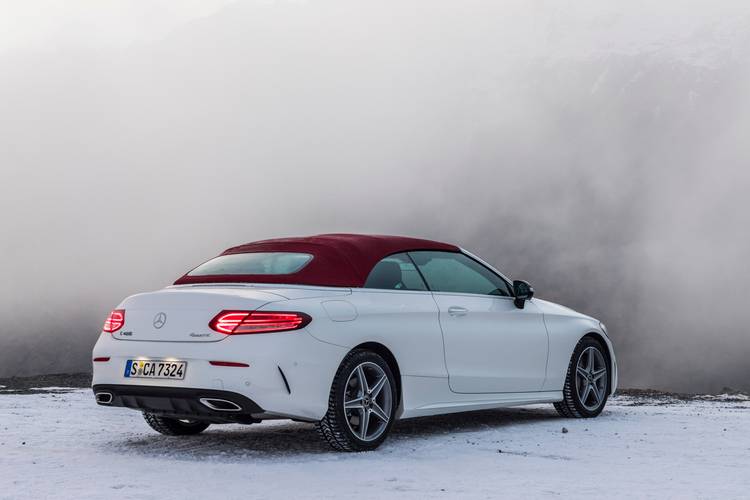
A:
447,306,469,317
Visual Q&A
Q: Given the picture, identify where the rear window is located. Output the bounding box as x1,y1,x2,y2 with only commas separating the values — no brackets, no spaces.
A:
188,252,313,276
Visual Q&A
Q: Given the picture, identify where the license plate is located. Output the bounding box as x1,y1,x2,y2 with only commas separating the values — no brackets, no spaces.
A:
124,360,187,380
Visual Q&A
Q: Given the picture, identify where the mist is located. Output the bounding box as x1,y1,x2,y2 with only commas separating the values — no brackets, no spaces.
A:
1,0,749,393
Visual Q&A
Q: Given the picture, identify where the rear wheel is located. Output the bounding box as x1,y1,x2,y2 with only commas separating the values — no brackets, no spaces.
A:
143,413,210,435
554,337,609,418
316,350,397,451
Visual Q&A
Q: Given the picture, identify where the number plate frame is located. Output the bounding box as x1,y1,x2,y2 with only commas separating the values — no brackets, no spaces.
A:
124,360,187,380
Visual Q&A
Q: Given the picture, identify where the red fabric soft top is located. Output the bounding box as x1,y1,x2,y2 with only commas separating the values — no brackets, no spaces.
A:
173,233,460,287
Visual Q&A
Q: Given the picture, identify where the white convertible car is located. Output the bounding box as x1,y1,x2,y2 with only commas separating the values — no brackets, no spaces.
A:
92,234,617,451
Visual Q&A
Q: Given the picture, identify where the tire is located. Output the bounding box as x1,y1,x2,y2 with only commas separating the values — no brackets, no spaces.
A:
316,349,398,452
143,413,210,436
554,336,610,418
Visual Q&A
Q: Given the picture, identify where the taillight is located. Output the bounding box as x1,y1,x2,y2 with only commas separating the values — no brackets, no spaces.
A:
209,310,311,335
102,309,125,333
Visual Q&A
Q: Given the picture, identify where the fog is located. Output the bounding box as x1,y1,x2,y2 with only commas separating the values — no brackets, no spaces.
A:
1,0,749,392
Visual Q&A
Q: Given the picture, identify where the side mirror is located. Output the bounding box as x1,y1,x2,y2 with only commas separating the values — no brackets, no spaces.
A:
513,280,534,309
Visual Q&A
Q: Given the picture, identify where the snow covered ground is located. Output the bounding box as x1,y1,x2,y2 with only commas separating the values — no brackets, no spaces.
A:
1,389,748,499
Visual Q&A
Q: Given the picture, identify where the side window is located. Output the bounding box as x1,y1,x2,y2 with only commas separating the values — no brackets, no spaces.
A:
409,251,512,297
363,253,428,291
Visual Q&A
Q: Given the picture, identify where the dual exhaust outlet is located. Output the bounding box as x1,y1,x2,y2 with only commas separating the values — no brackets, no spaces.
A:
94,392,241,412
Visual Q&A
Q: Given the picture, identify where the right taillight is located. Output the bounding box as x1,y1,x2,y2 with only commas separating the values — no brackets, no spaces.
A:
209,310,311,335
102,309,125,333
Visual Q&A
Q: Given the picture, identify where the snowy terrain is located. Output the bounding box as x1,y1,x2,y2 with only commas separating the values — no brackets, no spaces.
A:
1,389,748,499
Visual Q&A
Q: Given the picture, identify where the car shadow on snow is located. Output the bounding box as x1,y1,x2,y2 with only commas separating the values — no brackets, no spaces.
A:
112,406,559,460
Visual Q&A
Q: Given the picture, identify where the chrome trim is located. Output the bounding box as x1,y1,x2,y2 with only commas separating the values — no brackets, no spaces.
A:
95,392,113,404
199,398,242,412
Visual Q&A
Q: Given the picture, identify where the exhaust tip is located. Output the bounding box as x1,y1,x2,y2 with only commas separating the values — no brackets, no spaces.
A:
199,398,242,412
95,392,113,405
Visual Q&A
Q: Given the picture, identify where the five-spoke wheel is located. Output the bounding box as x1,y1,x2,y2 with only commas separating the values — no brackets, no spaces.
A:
343,361,393,442
554,337,610,418
317,350,397,451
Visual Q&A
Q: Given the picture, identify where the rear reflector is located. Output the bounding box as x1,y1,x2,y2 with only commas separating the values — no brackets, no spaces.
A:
209,310,311,335
93,357,110,363
209,361,250,367
102,310,125,333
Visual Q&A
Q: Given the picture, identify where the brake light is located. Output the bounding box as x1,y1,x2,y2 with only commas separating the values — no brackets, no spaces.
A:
209,310,311,335
102,309,125,333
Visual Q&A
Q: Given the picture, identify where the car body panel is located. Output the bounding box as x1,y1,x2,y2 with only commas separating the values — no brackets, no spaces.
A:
432,292,549,393
93,317,347,421
401,375,561,418
303,289,447,379
534,298,618,394
112,287,286,343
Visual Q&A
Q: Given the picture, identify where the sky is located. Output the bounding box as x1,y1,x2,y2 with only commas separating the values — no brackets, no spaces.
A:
1,0,749,392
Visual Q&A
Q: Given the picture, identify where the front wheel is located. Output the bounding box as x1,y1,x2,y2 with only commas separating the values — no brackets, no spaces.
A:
554,337,610,418
143,413,210,435
316,350,397,451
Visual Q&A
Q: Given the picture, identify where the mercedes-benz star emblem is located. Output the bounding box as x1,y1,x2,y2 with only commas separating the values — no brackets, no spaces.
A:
153,312,167,329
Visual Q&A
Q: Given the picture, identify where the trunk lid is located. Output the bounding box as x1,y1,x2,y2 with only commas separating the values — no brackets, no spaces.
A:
114,286,287,342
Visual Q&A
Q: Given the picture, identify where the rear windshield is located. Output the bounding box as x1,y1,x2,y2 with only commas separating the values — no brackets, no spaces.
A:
188,252,313,276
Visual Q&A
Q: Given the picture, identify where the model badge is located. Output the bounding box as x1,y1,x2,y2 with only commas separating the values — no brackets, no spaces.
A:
153,312,167,329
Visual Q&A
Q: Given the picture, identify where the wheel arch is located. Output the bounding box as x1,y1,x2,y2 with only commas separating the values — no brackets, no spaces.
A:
351,341,402,410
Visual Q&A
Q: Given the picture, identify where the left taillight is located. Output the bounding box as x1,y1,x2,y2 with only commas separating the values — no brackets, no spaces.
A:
102,309,125,333
209,310,311,335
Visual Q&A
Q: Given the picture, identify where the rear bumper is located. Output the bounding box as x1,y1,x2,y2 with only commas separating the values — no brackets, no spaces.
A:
91,328,348,421
93,384,264,423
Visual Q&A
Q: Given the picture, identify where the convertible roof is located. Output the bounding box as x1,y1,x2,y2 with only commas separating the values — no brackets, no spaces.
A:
173,233,460,287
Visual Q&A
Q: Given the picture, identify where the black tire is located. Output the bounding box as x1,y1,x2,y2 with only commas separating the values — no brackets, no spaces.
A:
143,413,210,435
554,336,610,418
316,349,398,452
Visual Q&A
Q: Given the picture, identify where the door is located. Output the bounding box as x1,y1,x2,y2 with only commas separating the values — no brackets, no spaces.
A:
409,251,549,393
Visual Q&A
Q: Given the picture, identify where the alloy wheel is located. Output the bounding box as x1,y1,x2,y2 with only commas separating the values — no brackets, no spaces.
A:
575,346,607,411
343,361,393,442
